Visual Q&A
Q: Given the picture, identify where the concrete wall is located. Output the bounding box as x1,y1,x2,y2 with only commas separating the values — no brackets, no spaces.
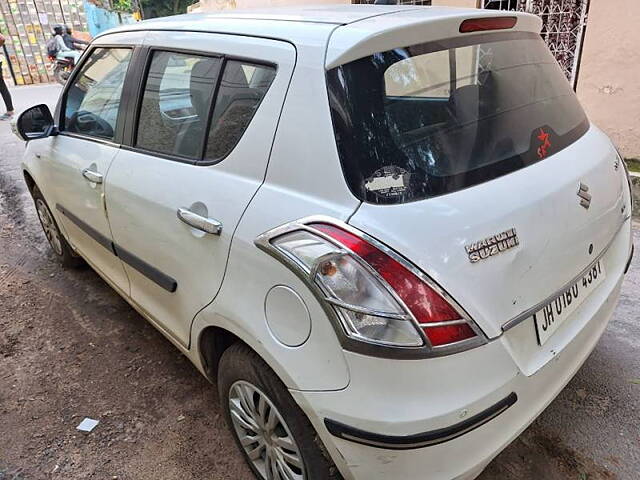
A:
576,0,640,159
83,0,136,37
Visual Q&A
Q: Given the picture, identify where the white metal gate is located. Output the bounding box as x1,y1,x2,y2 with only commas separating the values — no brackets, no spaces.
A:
482,0,590,89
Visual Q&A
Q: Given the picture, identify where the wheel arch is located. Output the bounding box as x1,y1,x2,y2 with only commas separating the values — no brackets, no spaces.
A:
198,325,243,383
196,323,297,390
23,170,36,193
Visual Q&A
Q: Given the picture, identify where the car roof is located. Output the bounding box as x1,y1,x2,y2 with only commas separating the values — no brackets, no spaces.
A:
122,5,424,28
99,5,541,68
97,5,453,44
193,4,427,24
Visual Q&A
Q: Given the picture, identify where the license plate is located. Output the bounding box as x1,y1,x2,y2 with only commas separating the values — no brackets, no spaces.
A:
533,260,606,346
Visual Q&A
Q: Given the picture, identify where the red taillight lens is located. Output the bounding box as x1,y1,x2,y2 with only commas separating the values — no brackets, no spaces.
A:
312,224,478,347
459,16,517,33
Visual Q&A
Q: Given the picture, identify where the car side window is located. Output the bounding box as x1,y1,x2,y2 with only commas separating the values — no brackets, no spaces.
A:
204,61,276,162
136,51,221,159
64,48,132,141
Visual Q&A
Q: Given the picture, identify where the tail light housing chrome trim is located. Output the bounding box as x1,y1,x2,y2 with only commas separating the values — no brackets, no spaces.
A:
255,216,488,359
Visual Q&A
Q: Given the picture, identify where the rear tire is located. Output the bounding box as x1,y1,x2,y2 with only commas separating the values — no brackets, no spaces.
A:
218,343,341,480
32,186,83,268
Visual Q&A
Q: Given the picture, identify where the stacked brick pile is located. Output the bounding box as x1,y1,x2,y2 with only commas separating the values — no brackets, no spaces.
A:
0,0,87,85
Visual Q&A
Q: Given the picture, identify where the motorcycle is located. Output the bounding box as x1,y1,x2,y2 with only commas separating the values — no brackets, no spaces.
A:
49,55,74,85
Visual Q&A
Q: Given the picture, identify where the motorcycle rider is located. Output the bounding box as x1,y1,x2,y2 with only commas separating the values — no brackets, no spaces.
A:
51,25,80,64
63,26,88,51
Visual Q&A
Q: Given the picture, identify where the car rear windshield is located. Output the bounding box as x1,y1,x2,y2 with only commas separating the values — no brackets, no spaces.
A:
327,32,589,205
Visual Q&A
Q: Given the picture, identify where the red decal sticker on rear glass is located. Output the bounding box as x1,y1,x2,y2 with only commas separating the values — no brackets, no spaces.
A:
537,128,551,159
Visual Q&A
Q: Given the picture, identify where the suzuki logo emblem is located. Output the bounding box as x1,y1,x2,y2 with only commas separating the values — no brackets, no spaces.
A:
577,183,592,209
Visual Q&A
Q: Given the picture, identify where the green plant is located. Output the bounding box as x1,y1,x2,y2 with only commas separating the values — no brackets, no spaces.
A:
139,0,198,18
111,0,134,12
625,158,640,174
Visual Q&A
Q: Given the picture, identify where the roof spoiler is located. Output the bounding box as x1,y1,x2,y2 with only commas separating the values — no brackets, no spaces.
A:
326,9,542,70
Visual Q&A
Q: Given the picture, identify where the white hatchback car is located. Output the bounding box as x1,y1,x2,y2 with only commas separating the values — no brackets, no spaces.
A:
14,5,634,480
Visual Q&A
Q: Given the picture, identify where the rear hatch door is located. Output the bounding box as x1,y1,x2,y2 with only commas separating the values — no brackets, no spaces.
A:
327,27,629,371
349,128,626,340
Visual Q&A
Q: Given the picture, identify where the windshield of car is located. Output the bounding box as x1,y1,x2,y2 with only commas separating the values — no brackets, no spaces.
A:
327,32,589,204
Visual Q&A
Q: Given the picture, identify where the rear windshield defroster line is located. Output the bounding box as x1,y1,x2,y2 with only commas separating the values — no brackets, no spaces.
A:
327,31,589,205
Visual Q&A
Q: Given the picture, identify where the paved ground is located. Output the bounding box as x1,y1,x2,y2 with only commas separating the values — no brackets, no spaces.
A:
0,84,638,480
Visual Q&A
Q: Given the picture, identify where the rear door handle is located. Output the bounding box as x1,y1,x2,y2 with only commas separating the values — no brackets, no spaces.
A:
82,168,103,184
177,207,222,235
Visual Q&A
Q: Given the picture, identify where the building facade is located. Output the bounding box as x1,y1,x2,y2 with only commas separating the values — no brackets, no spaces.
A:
574,0,639,159
478,0,640,158
0,0,134,85
0,0,88,84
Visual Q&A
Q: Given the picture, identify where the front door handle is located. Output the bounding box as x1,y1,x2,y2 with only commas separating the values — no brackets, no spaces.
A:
177,207,222,235
82,168,103,184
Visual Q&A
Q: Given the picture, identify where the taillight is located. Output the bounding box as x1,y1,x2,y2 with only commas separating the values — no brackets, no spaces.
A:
257,218,486,356
459,17,517,33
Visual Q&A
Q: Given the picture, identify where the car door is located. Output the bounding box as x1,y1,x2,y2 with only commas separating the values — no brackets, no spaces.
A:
105,32,296,347
43,39,142,293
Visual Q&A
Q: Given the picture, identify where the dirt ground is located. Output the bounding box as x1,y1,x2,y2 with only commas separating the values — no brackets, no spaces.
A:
1,85,639,480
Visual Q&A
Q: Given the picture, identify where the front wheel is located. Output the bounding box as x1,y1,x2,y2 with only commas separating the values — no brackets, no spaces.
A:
218,344,341,480
53,65,70,85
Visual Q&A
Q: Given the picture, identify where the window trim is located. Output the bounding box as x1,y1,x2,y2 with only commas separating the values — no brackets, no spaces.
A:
130,47,223,165
58,44,137,146
199,58,278,166
125,45,278,167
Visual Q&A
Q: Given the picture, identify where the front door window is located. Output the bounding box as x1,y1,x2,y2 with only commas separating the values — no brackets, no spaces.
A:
63,48,133,141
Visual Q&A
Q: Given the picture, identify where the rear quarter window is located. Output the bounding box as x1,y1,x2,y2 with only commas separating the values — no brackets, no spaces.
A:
134,52,275,163
204,61,276,162
327,32,589,204
136,51,221,159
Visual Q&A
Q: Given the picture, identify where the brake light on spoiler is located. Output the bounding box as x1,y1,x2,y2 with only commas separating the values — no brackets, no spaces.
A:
255,218,487,358
459,17,518,33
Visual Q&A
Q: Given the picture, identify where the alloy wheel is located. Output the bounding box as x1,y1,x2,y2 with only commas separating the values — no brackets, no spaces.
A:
36,199,63,256
229,380,305,480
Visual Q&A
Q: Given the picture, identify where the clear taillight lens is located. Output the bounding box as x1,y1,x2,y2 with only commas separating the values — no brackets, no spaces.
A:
268,221,485,353
273,231,423,346
312,224,478,347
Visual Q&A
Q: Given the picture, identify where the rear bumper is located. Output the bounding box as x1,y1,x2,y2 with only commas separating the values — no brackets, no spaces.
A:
324,392,518,450
291,219,631,480
293,279,622,480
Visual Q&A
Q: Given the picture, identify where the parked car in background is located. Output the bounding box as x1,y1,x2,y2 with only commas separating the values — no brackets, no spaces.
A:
13,5,634,480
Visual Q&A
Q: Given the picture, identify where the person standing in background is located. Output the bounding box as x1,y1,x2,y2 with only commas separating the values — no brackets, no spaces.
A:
0,33,15,121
